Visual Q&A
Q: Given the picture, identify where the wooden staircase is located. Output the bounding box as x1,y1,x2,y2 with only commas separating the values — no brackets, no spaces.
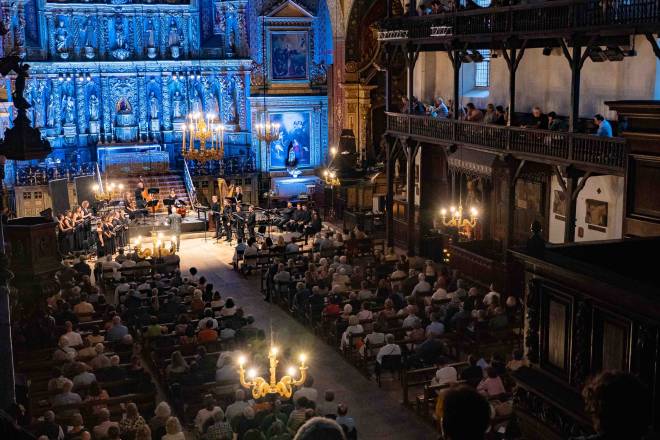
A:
108,173,191,213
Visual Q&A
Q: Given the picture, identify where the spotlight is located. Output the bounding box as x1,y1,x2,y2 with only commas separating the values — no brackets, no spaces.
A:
542,47,552,56
86,74,92,82
604,46,624,61
66,74,71,81
172,72,178,80
588,47,607,62
58,74,64,82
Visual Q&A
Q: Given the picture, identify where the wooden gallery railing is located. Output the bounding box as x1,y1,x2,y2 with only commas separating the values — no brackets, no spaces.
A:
379,0,660,40
386,113,627,174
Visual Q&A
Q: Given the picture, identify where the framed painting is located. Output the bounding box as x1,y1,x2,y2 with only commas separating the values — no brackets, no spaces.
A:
270,32,308,81
268,111,311,169
585,199,608,227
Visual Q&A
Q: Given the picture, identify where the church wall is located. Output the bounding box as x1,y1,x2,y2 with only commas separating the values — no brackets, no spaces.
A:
548,174,624,244
413,35,655,120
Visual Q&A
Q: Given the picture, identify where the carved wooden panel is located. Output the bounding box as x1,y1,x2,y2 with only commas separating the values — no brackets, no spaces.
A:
591,307,632,373
540,284,573,380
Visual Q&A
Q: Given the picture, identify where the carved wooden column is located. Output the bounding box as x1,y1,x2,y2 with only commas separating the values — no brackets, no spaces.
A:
448,50,461,119
559,39,590,133
385,137,396,248
338,82,376,161
406,140,420,255
0,253,15,409
502,41,526,126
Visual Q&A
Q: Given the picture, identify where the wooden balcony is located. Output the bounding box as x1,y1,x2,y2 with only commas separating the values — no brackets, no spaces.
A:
386,113,627,174
378,0,660,44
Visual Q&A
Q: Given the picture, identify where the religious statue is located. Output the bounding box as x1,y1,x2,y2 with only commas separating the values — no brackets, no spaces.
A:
209,94,219,117
111,18,130,60
285,141,301,178
168,20,181,59
46,96,56,127
89,94,100,121
227,28,236,56
149,92,159,119
227,98,237,124
81,17,95,59
55,20,69,59
172,90,183,119
62,94,75,125
117,97,132,114
145,19,157,59
32,93,44,128
190,88,202,114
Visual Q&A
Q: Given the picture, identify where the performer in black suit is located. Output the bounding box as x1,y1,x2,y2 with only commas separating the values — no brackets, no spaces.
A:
296,204,312,233
246,205,256,240
222,199,234,242
135,181,146,209
210,195,221,239
304,210,322,242
286,203,303,231
234,186,244,204
234,204,245,242
276,202,294,230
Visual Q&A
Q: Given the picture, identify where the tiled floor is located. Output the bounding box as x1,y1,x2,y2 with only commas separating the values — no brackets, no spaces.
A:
177,237,438,440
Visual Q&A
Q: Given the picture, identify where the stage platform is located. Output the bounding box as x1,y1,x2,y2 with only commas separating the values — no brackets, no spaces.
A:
126,212,207,239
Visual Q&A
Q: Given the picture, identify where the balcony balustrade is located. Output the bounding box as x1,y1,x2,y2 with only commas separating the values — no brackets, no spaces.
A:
386,112,627,173
379,0,660,42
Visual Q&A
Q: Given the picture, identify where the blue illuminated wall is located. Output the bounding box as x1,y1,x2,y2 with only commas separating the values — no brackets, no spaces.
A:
0,0,330,172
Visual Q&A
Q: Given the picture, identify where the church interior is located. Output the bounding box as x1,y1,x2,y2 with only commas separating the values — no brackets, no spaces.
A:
0,0,659,438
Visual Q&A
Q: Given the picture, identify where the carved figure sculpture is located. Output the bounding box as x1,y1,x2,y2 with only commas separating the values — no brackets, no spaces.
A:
81,17,95,59
55,20,69,59
146,19,157,59
89,94,100,121
172,91,183,119
111,18,130,60
149,92,159,119
47,95,56,127
62,94,75,125
168,20,181,59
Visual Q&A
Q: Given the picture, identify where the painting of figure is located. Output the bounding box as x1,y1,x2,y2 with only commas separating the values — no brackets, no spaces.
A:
585,199,608,227
269,111,311,169
271,33,308,80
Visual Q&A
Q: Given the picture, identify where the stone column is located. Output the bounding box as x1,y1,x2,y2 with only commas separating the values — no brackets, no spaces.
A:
338,82,376,161
46,14,56,59
15,2,25,58
162,74,172,131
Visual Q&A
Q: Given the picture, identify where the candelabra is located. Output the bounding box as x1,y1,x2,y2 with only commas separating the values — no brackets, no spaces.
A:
131,231,177,259
92,182,124,202
322,146,340,186
439,205,479,236
238,347,308,399
254,119,281,144
181,112,225,163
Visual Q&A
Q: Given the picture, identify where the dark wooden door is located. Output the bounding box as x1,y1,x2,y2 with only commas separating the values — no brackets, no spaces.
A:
513,179,546,245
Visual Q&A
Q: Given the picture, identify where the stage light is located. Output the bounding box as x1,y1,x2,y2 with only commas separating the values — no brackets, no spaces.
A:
330,146,337,156
87,74,92,82
172,72,178,80
588,47,607,62
604,46,624,61
58,74,64,82
66,74,71,81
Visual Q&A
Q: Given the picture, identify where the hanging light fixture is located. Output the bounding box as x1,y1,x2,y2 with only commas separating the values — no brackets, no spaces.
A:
253,14,281,147
439,205,478,229
237,347,308,399
181,111,225,163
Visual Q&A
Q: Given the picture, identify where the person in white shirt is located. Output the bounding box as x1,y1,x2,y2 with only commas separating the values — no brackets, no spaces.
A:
340,316,364,350
483,283,501,306
411,273,432,296
120,258,136,269
193,394,222,433
215,353,239,382
61,321,83,347
431,363,458,386
197,309,218,331
53,337,77,362
402,306,421,329
376,334,402,364
359,329,386,358
337,256,353,275
102,255,122,280
293,376,318,403
432,287,448,301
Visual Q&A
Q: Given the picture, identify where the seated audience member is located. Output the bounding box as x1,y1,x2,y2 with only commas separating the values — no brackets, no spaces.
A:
51,379,82,408
73,294,95,321
335,403,356,436
340,315,364,350
482,103,496,124
225,390,251,423
194,395,222,433
162,416,185,440
506,349,530,371
119,402,146,440
477,367,506,397
34,410,64,440
426,313,445,338
166,351,189,381
523,106,548,129
61,321,83,347
547,111,564,131
106,316,129,341
570,371,650,440
594,113,613,137
149,402,172,439
198,319,219,343
293,376,318,403
237,407,259,439
93,408,119,439
466,103,483,122
215,353,239,382
293,417,346,440
460,355,484,388
204,409,233,440
442,386,491,440
89,343,111,370
494,105,507,125
431,361,458,386
318,390,337,418
376,334,402,365
53,337,77,362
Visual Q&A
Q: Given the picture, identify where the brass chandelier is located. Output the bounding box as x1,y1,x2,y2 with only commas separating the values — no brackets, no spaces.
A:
238,347,308,399
254,119,281,144
439,205,478,229
181,112,225,163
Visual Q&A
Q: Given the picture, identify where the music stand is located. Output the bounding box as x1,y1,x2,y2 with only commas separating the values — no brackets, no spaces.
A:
147,199,159,228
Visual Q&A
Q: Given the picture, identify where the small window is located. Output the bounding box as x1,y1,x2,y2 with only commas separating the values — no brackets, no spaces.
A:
474,49,491,88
